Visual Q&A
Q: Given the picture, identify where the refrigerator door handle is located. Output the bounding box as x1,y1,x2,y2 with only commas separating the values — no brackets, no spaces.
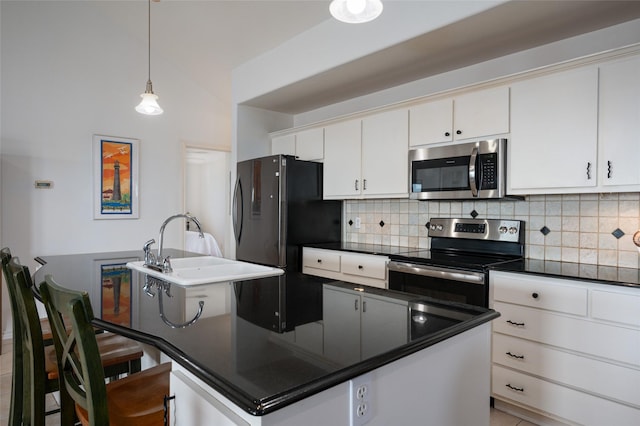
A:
232,177,243,243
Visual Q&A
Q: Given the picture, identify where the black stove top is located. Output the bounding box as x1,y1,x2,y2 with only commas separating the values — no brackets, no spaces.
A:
390,249,523,271
389,218,526,271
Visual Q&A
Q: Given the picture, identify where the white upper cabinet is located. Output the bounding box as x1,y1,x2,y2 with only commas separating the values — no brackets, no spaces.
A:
508,66,599,194
271,128,324,161
361,109,409,197
454,86,510,140
294,127,324,161
599,55,640,189
409,98,453,146
324,109,408,199
271,134,296,156
323,118,362,198
409,86,509,147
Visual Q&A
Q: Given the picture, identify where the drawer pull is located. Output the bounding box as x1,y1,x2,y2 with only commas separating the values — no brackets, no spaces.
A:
506,320,525,327
358,265,364,270
532,292,539,299
505,384,524,392
506,351,525,360
317,259,322,263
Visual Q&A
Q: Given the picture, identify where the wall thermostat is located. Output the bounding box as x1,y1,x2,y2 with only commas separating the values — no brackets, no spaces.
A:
34,180,53,189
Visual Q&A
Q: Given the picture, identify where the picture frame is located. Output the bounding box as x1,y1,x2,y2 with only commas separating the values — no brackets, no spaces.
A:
93,134,139,219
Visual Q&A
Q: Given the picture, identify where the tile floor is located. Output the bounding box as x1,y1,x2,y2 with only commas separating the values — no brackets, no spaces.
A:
0,339,535,426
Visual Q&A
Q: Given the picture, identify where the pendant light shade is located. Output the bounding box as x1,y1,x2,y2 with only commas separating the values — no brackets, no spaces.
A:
136,0,163,115
330,0,383,24
136,81,163,115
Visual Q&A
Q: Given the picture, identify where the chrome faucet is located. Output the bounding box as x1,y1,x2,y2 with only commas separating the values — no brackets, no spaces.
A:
143,213,204,273
157,213,204,271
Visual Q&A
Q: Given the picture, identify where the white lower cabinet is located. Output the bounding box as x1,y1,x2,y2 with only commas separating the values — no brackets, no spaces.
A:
490,271,640,425
302,247,388,288
322,284,408,365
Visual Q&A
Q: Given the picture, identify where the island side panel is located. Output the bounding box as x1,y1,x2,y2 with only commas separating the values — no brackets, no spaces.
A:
263,322,492,426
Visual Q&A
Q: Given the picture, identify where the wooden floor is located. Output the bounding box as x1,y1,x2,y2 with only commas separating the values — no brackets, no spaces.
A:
0,338,535,425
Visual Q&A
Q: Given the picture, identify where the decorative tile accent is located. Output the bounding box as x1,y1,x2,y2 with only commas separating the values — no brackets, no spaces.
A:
612,228,625,239
379,220,385,227
470,210,478,218
540,226,551,236
348,219,353,226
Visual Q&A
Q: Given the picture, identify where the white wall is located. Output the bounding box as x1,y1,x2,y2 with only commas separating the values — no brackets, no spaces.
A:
0,2,229,337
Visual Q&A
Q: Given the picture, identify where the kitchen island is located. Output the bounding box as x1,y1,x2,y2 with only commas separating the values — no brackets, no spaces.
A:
34,250,499,426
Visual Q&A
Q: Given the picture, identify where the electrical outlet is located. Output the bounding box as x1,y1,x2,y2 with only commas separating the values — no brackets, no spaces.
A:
355,217,361,229
350,373,373,426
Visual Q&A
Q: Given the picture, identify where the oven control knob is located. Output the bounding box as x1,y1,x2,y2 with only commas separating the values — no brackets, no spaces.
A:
509,227,518,234
430,224,437,231
436,225,443,231
499,226,508,234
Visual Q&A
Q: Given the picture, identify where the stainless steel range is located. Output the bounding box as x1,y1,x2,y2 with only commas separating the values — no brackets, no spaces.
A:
388,218,525,308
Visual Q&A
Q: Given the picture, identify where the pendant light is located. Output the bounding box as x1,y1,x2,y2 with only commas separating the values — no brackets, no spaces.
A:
330,0,383,24
136,0,163,115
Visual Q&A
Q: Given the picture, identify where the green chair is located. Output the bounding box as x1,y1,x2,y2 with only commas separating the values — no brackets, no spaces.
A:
40,273,171,426
3,252,144,425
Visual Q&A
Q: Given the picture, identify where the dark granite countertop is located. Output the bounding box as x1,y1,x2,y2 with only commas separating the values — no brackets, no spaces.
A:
490,258,640,289
33,249,498,416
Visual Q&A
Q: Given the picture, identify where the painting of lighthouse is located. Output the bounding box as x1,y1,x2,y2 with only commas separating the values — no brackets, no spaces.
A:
94,135,139,219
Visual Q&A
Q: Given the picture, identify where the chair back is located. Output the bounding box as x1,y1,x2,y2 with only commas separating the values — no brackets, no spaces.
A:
1,247,24,426
39,274,110,426
7,256,53,426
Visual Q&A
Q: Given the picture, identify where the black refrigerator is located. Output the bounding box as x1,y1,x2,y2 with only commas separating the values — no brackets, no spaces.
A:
232,154,342,333
233,154,342,271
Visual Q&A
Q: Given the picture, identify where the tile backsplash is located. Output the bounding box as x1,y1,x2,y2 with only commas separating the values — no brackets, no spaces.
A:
344,193,640,268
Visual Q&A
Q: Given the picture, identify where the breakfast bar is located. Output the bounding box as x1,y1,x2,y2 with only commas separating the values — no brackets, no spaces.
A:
34,249,499,426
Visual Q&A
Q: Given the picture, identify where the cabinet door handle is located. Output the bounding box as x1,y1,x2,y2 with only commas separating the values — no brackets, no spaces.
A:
505,384,524,392
363,179,367,191
317,259,322,263
506,351,525,360
456,130,462,135
608,160,612,179
355,179,359,191
444,132,451,137
531,292,539,299
358,265,364,270
355,299,359,311
586,162,592,180
363,300,367,313
506,320,525,327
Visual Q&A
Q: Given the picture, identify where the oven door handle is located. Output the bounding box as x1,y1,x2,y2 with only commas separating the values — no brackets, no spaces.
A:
388,261,485,285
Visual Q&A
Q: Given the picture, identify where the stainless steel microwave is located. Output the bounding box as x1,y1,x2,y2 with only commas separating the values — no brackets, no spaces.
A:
409,139,509,200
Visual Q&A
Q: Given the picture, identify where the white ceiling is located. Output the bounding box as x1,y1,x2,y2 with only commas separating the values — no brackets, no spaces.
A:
112,1,640,115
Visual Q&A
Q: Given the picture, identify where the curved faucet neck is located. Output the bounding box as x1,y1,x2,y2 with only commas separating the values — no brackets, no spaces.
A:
157,213,204,260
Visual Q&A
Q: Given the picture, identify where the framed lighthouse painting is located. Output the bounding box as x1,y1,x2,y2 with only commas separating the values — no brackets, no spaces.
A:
93,134,139,219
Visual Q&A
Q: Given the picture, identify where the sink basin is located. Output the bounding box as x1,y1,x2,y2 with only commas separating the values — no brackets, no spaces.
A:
127,256,284,286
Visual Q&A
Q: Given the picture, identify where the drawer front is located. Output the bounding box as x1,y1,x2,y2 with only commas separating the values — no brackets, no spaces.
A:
341,253,387,280
592,289,640,327
493,333,640,407
494,302,640,366
491,271,587,315
302,248,341,272
493,365,640,426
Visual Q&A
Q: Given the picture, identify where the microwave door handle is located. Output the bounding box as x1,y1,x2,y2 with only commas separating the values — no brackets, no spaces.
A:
469,146,479,197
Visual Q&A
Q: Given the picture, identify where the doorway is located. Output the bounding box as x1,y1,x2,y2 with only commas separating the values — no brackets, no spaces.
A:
183,145,230,257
